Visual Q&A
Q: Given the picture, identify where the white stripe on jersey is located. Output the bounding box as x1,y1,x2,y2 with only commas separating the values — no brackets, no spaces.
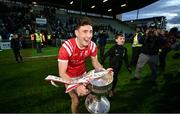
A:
65,40,73,53
90,41,93,50
62,43,72,56
68,40,73,47
91,42,96,53
58,59,68,63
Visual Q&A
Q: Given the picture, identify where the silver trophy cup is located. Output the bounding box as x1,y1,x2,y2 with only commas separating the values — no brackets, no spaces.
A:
85,70,113,114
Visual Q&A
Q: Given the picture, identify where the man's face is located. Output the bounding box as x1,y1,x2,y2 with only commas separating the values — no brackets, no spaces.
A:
75,25,93,48
136,28,140,32
116,36,125,45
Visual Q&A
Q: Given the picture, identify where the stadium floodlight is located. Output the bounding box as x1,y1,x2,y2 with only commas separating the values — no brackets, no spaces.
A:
70,1,73,5
108,9,112,12
32,2,37,5
121,4,127,7
91,5,95,9
103,0,108,3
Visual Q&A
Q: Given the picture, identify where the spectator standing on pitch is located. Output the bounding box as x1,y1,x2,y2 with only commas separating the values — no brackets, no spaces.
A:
131,25,163,82
130,26,144,67
101,33,131,97
98,30,108,62
10,33,23,63
159,27,178,72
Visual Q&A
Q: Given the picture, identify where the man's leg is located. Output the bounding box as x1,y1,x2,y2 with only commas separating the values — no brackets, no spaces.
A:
130,47,136,66
109,68,120,97
66,84,79,114
159,50,166,72
148,55,159,81
13,50,19,62
134,53,149,79
17,50,23,61
131,47,138,66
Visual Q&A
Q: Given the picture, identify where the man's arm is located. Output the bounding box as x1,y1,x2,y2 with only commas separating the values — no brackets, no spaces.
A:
58,61,72,81
91,55,103,69
58,60,89,96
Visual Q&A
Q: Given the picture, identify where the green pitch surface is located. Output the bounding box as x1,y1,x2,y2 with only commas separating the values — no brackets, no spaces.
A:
0,44,179,113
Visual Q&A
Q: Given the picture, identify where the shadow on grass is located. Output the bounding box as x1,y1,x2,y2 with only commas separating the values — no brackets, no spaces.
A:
0,83,71,113
108,71,180,113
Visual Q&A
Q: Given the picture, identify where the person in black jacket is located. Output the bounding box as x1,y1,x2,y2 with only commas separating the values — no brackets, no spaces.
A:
130,26,144,67
132,26,164,82
98,30,108,62
102,33,131,97
159,27,177,72
11,33,23,63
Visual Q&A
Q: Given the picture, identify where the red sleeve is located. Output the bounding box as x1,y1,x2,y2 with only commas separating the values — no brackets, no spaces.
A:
58,47,69,60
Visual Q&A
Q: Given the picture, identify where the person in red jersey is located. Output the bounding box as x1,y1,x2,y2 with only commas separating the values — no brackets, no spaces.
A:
58,18,111,113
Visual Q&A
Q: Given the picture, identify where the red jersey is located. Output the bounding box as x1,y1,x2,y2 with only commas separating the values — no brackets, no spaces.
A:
58,37,97,78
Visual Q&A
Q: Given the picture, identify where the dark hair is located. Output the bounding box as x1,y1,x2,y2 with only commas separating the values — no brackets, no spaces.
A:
170,27,178,34
115,33,124,39
75,17,93,30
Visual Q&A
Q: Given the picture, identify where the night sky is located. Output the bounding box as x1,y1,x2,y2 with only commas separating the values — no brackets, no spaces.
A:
122,0,180,30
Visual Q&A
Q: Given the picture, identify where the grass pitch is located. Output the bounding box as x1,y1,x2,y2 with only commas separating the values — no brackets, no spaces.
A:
0,43,179,113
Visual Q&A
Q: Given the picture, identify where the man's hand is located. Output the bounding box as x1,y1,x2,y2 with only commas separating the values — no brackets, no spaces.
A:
106,68,113,72
76,84,89,96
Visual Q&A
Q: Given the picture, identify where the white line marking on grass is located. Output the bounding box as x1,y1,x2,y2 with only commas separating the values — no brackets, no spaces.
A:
26,54,57,59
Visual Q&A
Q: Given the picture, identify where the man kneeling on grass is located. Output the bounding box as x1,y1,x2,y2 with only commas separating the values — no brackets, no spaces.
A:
58,18,111,113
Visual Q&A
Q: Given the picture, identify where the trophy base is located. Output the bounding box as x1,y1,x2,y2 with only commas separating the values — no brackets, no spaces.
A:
85,94,110,114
